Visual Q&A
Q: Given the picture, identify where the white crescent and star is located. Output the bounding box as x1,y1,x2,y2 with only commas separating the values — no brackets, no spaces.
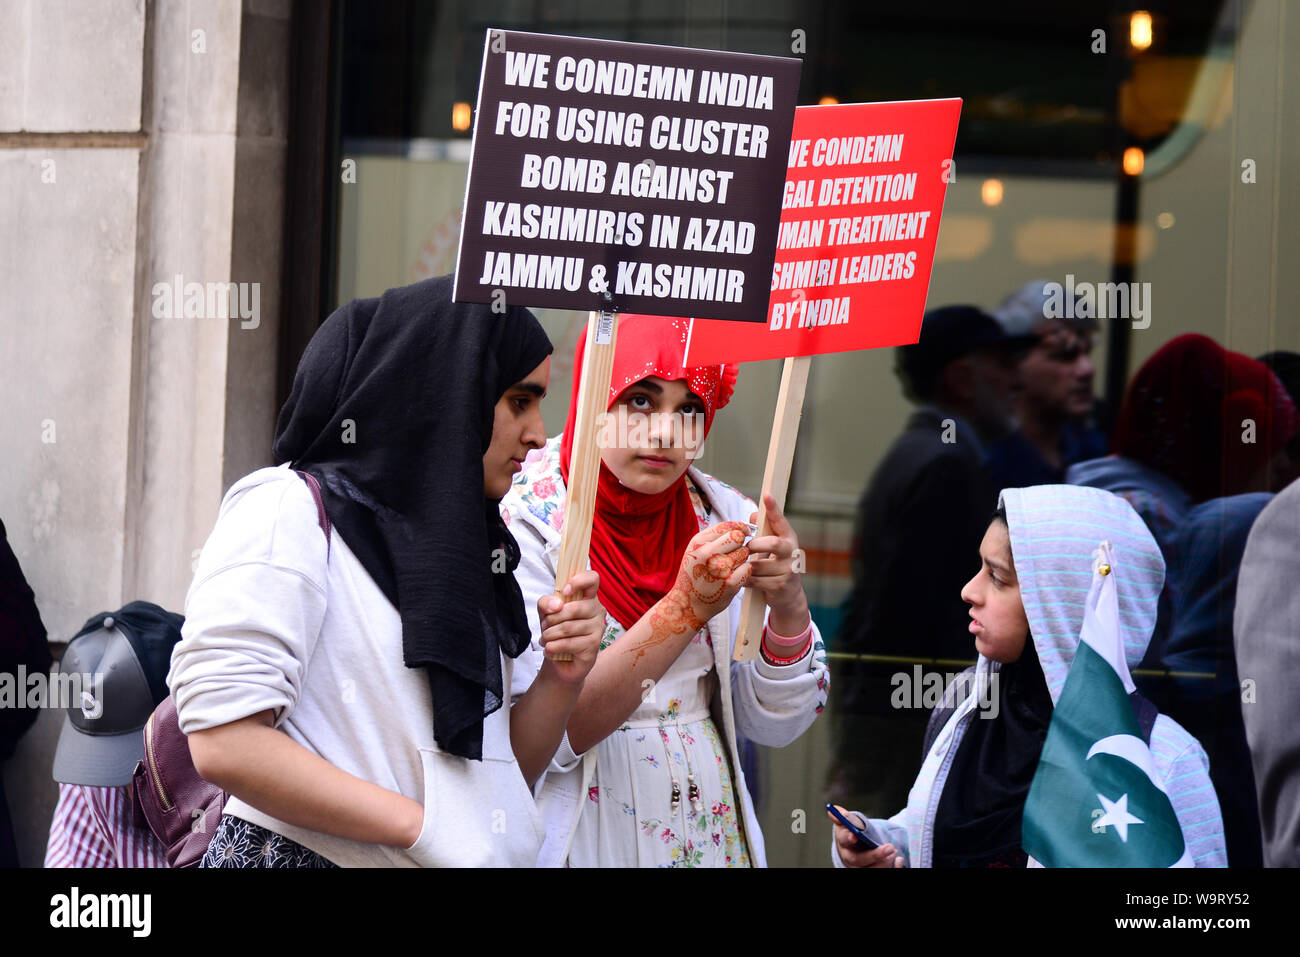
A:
1094,792,1143,842
1085,734,1169,844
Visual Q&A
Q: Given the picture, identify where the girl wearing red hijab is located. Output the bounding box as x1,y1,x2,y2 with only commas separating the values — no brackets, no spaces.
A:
503,315,829,867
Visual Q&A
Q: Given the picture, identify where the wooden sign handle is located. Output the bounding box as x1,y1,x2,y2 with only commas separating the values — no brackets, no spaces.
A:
733,354,812,661
551,311,619,660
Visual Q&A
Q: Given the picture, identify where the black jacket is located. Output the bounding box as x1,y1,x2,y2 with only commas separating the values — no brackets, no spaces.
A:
0,517,51,867
836,409,998,714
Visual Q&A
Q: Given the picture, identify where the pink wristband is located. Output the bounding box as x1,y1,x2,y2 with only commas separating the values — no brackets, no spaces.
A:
764,618,813,647
760,622,813,666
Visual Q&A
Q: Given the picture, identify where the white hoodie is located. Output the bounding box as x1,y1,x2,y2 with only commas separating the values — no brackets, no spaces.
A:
167,464,543,867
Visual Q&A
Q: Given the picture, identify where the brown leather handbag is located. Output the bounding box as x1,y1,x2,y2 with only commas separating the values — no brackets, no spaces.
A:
131,695,228,867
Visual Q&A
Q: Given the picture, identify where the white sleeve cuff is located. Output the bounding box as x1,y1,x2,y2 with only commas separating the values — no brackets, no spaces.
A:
753,639,813,680
550,730,586,773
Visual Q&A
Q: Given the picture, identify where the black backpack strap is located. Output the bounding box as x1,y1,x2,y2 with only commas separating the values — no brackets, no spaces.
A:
921,666,977,761
294,470,332,556
1129,690,1159,745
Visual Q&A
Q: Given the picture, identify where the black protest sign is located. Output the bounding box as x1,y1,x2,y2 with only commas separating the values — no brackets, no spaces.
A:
453,30,801,322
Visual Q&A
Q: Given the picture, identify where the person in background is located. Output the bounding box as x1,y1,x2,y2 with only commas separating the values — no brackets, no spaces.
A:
1069,334,1297,868
1161,494,1271,868
1068,334,1298,670
831,306,1033,817
984,280,1108,491
44,603,181,868
1234,476,1300,867
0,517,52,868
830,486,1225,868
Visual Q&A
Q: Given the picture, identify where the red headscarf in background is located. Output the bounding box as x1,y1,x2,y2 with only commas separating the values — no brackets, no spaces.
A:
1111,333,1299,502
559,316,738,630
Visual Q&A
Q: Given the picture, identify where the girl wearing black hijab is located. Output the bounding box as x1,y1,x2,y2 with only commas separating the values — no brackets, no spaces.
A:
168,276,606,867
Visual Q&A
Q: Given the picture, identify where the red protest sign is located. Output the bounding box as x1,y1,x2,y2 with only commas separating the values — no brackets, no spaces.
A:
684,98,961,365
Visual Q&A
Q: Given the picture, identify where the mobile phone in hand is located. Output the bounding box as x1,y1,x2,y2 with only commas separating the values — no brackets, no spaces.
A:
826,803,880,850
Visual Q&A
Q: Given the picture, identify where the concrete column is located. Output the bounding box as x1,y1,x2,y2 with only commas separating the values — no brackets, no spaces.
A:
0,0,291,867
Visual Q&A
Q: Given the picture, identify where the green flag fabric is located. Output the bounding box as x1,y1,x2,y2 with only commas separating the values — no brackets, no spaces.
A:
1022,541,1191,867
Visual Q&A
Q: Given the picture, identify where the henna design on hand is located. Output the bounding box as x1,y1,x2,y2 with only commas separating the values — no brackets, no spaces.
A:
634,524,749,667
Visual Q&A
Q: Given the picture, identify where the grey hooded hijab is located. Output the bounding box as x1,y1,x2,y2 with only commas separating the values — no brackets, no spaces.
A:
833,485,1227,867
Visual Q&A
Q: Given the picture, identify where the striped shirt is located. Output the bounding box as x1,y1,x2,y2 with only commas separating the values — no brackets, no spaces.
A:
44,783,170,868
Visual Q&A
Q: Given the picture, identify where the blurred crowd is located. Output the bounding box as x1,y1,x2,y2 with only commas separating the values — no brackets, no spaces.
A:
831,279,1300,868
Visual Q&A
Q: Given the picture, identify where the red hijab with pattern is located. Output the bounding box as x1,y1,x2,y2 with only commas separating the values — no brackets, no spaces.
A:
560,316,738,630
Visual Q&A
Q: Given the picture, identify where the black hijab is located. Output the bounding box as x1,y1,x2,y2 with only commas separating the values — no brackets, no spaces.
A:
931,637,1055,867
272,275,552,760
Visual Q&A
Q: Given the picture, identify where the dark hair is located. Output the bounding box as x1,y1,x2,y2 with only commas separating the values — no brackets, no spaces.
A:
894,345,942,403
1259,350,1300,405
989,505,1016,573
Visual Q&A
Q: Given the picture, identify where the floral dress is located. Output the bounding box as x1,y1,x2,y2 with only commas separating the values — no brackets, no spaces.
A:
566,485,752,868
201,815,338,868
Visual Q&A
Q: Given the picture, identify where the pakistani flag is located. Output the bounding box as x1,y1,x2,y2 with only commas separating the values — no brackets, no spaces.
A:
1023,541,1191,867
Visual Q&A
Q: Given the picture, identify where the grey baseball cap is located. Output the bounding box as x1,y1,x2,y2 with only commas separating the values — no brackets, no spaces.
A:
993,279,1099,337
51,602,184,787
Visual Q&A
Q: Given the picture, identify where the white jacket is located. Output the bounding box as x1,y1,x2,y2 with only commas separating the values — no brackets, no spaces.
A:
169,465,544,867
502,438,830,867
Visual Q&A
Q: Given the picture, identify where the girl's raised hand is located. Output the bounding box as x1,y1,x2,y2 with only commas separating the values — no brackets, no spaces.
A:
662,521,753,631
537,570,604,684
745,493,811,631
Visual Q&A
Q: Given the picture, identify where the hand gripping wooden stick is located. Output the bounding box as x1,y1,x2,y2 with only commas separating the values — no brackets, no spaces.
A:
733,354,812,661
550,311,619,660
